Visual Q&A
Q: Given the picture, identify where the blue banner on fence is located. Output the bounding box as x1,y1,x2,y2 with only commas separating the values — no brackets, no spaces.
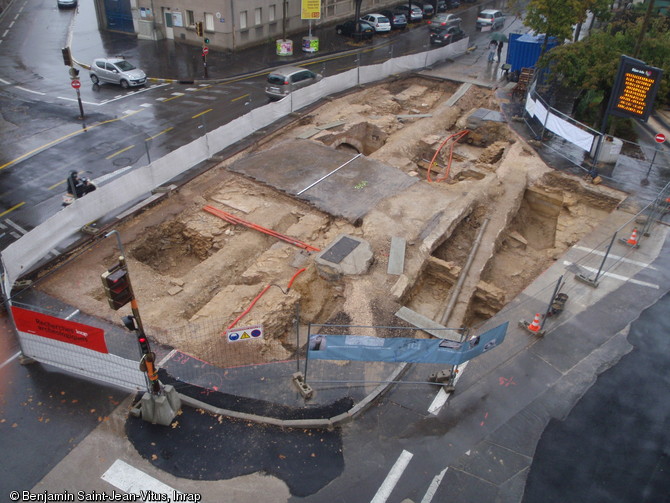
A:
308,322,508,365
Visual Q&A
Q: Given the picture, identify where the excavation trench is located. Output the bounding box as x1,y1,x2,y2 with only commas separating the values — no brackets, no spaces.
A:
35,76,626,368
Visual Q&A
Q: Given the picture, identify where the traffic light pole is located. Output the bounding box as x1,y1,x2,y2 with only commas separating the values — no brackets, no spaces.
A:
105,231,161,395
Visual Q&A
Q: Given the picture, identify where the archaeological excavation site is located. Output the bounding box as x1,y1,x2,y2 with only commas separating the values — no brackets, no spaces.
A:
38,75,627,368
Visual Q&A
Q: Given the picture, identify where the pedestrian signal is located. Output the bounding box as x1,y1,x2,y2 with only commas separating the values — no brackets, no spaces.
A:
101,267,133,310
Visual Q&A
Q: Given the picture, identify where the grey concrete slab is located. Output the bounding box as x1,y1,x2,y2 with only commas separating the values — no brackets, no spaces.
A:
433,467,499,503
387,236,406,275
451,440,531,486
228,139,417,224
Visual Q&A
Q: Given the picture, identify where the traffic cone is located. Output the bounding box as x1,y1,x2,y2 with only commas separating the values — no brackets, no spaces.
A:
527,313,542,332
626,228,639,247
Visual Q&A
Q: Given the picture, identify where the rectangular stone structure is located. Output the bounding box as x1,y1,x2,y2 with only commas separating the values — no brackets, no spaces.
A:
387,236,406,275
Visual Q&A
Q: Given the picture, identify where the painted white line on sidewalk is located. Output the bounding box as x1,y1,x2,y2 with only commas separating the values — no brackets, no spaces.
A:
420,467,449,503
65,309,80,320
158,349,177,367
102,459,182,500
370,450,414,503
0,351,21,370
428,360,469,415
4,218,27,234
564,261,659,289
0,78,10,85
573,245,655,269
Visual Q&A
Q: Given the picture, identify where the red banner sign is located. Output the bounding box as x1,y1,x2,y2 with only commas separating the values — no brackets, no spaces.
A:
12,306,108,354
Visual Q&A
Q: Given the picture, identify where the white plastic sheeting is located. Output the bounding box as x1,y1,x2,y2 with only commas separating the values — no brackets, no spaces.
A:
18,331,145,391
525,93,595,152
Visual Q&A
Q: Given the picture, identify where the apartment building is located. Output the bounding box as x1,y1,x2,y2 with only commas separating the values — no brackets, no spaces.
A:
96,0,402,50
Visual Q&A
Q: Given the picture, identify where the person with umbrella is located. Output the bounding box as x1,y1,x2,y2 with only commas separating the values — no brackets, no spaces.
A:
489,32,508,62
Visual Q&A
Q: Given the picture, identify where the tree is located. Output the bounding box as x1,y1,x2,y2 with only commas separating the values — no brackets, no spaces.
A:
524,0,611,53
539,10,670,131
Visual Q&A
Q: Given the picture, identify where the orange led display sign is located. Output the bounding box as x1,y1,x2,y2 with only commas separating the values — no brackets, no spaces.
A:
610,56,662,122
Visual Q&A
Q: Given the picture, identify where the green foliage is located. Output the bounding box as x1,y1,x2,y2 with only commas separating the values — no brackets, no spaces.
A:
538,9,670,123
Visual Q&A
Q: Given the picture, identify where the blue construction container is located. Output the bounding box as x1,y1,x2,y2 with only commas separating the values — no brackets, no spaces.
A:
506,33,559,73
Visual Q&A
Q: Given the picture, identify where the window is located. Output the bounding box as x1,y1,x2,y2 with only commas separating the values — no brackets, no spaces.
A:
186,10,194,27
269,5,276,22
254,7,262,25
240,10,247,29
205,12,214,31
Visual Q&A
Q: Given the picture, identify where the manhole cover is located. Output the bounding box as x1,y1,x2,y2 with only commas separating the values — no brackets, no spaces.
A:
320,236,360,264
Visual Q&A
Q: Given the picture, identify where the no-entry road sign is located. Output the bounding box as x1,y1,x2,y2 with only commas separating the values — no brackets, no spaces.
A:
71,79,81,89
202,46,209,55
655,133,666,143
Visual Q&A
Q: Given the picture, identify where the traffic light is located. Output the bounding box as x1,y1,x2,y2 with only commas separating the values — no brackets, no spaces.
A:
101,267,133,310
61,47,72,66
137,333,151,355
204,37,210,44
69,67,79,79
195,21,203,37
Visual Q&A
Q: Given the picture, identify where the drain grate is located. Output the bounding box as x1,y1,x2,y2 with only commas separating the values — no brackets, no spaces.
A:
320,236,360,264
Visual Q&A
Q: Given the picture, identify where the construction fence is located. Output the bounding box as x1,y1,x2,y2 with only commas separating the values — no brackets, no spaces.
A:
1,39,469,398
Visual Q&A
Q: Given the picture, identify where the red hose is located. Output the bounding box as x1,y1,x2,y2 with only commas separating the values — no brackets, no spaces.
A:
426,130,469,183
226,268,307,330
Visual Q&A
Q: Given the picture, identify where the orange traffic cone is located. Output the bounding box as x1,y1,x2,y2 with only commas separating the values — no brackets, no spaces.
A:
626,228,639,247
527,313,542,332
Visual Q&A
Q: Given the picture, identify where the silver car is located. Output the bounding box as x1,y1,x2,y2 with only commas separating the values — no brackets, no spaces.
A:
265,66,322,100
89,58,147,88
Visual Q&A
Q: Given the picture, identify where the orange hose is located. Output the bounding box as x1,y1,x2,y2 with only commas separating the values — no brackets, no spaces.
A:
203,205,320,252
226,268,307,330
426,130,469,183
227,285,271,330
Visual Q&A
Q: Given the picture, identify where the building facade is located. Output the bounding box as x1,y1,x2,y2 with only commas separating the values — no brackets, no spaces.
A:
120,0,402,50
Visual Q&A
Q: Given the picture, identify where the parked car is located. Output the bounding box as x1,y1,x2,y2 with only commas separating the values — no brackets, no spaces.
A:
414,2,435,18
437,1,461,12
57,0,78,8
89,58,146,88
395,4,423,22
265,66,322,100
336,19,375,39
427,13,462,29
476,9,505,30
429,26,466,45
380,10,408,29
360,13,392,32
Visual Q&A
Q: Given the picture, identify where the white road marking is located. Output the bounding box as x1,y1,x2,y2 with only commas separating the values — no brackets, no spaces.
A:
185,87,198,91
573,245,655,269
101,459,182,500
2,30,8,37
56,96,102,105
420,467,448,503
428,360,469,415
140,103,152,107
564,261,659,289
14,13,19,20
171,92,185,96
65,309,80,320
8,21,13,28
0,78,9,85
370,450,414,503
5,218,27,234
0,351,21,370
15,86,45,95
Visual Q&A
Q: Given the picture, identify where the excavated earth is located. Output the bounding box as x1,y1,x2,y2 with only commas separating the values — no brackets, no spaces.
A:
37,76,627,367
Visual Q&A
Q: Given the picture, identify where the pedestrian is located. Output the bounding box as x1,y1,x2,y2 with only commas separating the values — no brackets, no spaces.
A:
497,40,504,62
488,40,497,63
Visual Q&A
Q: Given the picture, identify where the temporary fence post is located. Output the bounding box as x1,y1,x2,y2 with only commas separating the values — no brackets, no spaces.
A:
540,275,563,331
295,303,301,373
642,147,659,185
304,322,312,383
577,232,616,287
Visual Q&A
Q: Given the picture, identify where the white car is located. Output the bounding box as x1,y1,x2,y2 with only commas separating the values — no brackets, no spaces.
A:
360,14,392,32
476,9,505,30
89,58,147,88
